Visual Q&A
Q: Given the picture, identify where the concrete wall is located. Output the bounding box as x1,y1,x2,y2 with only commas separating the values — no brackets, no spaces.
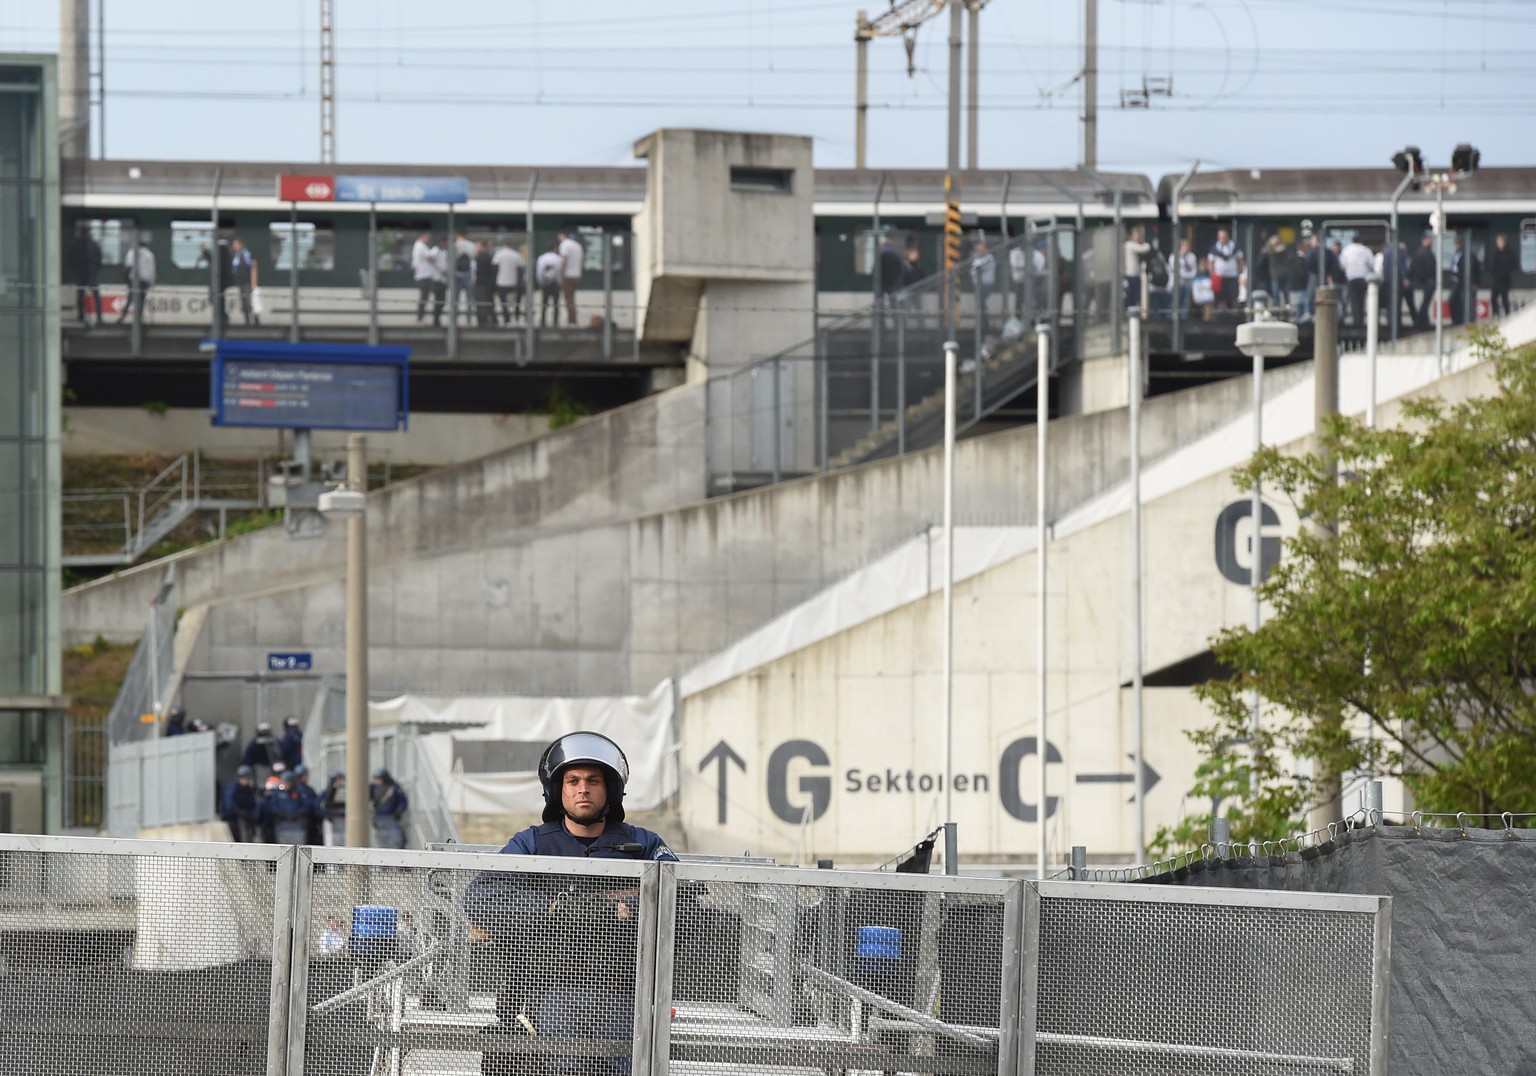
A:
633,129,816,377
64,407,551,465
62,381,707,644
675,357,1502,863
152,368,1290,727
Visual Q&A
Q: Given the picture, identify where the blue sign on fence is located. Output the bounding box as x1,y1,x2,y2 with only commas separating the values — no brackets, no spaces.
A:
334,175,469,204
267,652,313,672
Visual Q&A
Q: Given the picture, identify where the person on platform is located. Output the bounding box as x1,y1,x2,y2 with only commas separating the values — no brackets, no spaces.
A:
1122,224,1152,310
1489,233,1517,318
557,230,585,327
1339,236,1376,326
464,733,676,1075
535,242,564,329
1411,234,1438,329
1205,230,1245,312
475,240,497,327
322,771,347,846
493,237,526,325
413,232,446,327
230,237,260,326
68,224,103,325
117,237,156,325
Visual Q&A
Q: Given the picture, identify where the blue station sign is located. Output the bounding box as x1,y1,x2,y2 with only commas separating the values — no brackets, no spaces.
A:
267,652,314,672
334,175,469,204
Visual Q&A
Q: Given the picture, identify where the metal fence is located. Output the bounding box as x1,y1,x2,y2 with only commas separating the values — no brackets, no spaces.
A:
0,834,1389,1076
106,729,218,836
104,566,178,747
705,224,1087,495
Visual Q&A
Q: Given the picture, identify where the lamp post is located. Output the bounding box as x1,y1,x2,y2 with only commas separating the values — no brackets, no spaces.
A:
318,435,370,847
1234,314,1299,734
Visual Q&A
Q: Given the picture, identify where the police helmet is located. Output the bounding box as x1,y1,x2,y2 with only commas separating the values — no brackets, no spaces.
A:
537,731,630,825
169,706,187,722
328,770,345,784
292,764,309,779
373,768,393,784
271,761,287,775
283,715,300,730
187,718,210,733
256,721,272,735
236,764,254,779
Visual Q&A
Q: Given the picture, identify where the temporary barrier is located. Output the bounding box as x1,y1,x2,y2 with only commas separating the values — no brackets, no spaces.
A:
1023,880,1390,1075
0,834,1390,1076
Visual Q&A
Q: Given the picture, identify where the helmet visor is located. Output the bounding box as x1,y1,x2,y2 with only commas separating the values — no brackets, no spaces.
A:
541,732,630,786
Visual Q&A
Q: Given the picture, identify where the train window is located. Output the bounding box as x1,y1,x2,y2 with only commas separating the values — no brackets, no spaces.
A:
169,221,221,270
269,222,335,272
81,218,132,264
852,229,910,276
1521,220,1536,275
375,226,431,274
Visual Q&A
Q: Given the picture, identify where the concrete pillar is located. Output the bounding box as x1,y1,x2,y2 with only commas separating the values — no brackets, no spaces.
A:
58,0,91,160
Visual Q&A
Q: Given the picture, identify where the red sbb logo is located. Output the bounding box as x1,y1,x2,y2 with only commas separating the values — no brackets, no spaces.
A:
277,174,337,202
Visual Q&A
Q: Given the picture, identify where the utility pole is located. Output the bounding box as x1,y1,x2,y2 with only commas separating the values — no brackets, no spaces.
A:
58,0,91,160
344,435,370,848
319,0,336,164
947,0,962,181
855,10,869,169
1081,0,1098,170
966,1,980,171
1308,287,1342,832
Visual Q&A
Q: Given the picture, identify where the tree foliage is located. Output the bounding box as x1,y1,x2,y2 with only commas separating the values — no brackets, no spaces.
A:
1152,331,1536,857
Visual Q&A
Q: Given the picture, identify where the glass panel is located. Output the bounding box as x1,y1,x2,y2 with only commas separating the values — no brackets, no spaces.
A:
0,569,44,696
0,182,41,310
0,70,41,183
269,221,336,271
0,310,42,438
0,441,43,567
82,218,131,265
169,220,214,270
0,711,44,765
375,227,418,273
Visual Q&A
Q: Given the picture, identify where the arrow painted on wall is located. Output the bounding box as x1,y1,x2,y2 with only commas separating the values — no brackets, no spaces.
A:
699,740,747,825
1075,755,1161,802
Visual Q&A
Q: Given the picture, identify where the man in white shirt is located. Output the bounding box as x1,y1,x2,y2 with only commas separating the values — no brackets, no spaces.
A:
1205,230,1245,311
453,230,477,324
1338,237,1376,326
970,236,996,337
117,239,156,324
1123,225,1152,310
411,232,443,325
535,243,565,328
491,238,526,325
557,230,584,326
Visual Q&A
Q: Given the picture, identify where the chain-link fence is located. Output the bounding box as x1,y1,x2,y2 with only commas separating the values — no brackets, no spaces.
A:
104,568,179,746
0,835,1390,1076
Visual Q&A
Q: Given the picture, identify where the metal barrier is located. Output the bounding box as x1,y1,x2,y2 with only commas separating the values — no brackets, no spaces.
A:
0,836,1390,1076
655,860,1021,1075
106,728,218,835
1022,880,1390,1075
104,566,178,747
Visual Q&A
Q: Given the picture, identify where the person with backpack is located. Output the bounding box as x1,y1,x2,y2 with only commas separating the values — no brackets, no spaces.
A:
453,230,476,325
1146,240,1172,317
535,241,564,328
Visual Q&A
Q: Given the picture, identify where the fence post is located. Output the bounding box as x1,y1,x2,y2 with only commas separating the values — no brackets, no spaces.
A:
943,821,958,876
1365,780,1384,827
771,357,782,484
1212,816,1231,860
896,306,907,455
603,233,614,361
1069,845,1087,880
817,330,829,472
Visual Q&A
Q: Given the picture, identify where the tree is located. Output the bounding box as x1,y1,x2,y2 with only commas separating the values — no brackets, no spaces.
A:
1153,331,1536,857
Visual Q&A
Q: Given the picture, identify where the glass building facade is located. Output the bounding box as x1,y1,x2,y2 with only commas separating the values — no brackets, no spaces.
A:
0,56,62,833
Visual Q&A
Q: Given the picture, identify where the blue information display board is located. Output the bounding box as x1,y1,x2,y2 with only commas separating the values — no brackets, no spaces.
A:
210,341,410,431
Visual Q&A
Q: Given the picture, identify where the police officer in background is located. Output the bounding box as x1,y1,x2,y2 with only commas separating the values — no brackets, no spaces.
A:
371,769,410,849
243,721,281,773
279,715,305,769
219,765,261,842
465,732,676,1075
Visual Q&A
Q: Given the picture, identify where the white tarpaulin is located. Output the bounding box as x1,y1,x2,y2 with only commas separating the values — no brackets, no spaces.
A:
371,683,675,818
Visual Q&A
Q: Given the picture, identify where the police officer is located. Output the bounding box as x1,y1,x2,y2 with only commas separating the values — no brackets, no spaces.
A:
371,769,410,849
464,732,676,1075
289,764,325,845
279,715,305,769
242,721,281,772
322,771,347,846
260,768,323,845
219,765,261,842
164,706,187,737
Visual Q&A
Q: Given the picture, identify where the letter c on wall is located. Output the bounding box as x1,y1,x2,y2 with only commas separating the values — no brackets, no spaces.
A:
767,740,831,824
998,736,1062,822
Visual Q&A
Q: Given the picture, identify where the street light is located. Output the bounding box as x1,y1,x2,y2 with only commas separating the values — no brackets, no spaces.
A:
1401,144,1480,370
1235,314,1299,733
318,435,370,848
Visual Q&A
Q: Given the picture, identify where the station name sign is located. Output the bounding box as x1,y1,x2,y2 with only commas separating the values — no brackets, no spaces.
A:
276,173,469,205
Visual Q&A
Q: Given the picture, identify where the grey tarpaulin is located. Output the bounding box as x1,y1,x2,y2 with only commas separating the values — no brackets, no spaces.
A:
1145,825,1536,1075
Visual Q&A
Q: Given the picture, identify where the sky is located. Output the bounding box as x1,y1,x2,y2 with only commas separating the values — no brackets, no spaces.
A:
3,0,1533,176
